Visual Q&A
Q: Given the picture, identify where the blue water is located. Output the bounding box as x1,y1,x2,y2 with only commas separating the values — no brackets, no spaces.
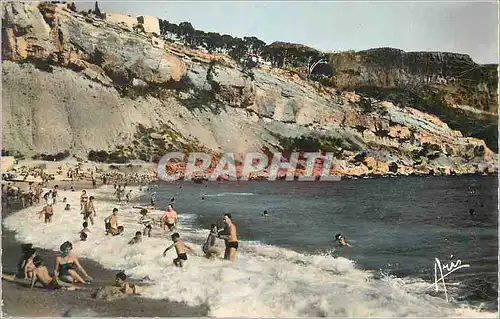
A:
147,176,498,310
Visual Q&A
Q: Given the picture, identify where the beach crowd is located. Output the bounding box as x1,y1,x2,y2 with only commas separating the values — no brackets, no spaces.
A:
8,165,240,295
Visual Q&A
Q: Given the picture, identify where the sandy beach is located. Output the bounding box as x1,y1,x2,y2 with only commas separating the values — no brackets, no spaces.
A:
1,179,208,317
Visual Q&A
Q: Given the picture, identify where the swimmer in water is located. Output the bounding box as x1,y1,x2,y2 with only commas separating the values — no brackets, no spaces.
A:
263,210,269,216
335,233,351,247
128,231,142,245
80,232,88,241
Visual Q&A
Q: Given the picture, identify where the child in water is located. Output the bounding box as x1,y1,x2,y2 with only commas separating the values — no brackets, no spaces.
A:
80,222,90,234
115,271,141,295
129,231,142,245
79,222,90,241
162,233,195,267
138,209,153,237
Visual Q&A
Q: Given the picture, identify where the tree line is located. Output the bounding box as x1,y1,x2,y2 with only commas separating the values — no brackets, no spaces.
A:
159,19,333,78
62,1,333,79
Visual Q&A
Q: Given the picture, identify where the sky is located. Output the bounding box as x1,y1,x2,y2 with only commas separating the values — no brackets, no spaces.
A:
75,1,499,64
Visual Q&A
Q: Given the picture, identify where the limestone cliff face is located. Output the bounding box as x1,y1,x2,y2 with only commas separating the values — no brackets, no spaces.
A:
328,48,498,113
1,2,497,176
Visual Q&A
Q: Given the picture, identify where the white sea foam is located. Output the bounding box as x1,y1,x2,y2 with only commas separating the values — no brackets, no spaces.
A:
3,186,496,317
203,192,256,197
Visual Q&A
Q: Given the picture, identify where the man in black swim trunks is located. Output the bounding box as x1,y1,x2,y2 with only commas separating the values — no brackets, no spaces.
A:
217,213,238,262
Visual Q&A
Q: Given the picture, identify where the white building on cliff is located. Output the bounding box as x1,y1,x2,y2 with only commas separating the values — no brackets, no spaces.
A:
101,12,160,36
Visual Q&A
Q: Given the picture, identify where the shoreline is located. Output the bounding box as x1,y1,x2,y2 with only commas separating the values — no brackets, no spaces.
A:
3,159,497,187
1,184,209,317
2,172,497,316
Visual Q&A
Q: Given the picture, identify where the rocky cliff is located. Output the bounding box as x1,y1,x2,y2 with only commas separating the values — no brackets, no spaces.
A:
328,48,498,152
1,2,497,176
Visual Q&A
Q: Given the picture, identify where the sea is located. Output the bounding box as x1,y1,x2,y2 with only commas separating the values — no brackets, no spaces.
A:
4,176,498,317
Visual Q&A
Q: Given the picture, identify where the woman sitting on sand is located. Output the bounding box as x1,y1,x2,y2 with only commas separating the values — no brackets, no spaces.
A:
54,241,93,284
31,255,80,290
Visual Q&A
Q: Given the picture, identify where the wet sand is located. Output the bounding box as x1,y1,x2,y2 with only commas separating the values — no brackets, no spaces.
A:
1,188,208,317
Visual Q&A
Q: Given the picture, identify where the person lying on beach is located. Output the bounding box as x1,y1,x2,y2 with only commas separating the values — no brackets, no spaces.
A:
128,231,142,245
160,204,178,231
104,208,123,236
162,233,195,268
83,196,96,226
202,224,220,259
115,271,141,295
65,203,71,211
80,190,88,213
54,241,93,284
31,255,80,290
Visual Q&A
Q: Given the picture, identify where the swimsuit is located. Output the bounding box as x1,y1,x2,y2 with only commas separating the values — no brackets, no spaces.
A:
83,205,93,218
227,241,239,250
58,261,75,277
176,253,187,261
46,277,61,290
44,208,53,222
